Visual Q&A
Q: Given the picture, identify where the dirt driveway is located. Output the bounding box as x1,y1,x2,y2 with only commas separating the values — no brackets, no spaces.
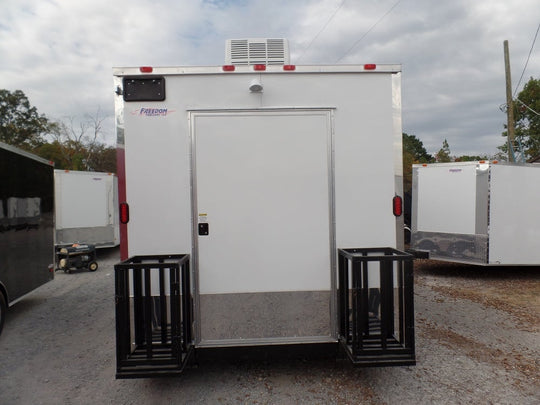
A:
0,249,538,404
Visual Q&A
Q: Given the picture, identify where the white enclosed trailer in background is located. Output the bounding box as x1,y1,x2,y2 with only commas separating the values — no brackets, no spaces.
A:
113,39,415,377
54,170,119,248
411,161,540,265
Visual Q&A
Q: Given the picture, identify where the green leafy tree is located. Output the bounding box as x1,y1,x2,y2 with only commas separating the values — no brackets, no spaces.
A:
89,144,117,173
34,140,117,172
454,155,488,162
0,89,56,150
403,133,433,163
33,140,70,168
402,133,434,194
499,77,540,160
435,139,452,162
515,77,540,158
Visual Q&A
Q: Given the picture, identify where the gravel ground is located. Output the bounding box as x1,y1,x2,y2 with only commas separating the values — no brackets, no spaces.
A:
0,248,538,404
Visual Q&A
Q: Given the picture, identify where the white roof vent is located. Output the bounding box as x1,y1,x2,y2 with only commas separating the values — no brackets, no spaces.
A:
225,38,290,66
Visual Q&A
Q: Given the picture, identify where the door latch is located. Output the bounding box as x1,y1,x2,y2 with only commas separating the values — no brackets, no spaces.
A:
198,223,209,236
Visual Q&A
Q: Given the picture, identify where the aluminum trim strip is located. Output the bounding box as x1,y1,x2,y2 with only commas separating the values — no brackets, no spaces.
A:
197,336,337,348
188,111,202,344
392,72,405,250
327,109,338,339
411,230,488,264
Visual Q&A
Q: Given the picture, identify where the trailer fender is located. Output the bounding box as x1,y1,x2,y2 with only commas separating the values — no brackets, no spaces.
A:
0,286,7,336
0,281,8,306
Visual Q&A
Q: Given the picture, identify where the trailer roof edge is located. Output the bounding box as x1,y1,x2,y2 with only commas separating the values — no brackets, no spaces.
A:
112,64,402,76
0,141,54,166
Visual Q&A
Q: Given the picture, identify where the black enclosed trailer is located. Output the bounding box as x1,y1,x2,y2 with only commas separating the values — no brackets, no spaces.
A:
0,142,55,335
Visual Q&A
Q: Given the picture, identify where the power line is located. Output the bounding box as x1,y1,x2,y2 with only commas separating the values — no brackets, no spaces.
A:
297,0,346,63
336,0,402,63
516,98,540,117
513,22,540,97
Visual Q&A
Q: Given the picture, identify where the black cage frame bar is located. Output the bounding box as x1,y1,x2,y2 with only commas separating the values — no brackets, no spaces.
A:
115,254,193,378
338,247,415,366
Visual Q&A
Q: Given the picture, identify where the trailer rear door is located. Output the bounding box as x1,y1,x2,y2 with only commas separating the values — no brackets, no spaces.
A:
191,109,335,345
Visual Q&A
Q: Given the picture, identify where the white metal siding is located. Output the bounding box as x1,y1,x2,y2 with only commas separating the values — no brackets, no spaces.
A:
489,164,540,264
121,72,399,257
55,171,113,229
193,110,332,294
415,164,478,234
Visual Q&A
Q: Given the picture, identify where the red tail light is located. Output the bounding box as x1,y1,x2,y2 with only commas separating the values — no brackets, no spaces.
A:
222,65,235,71
393,196,403,217
139,66,153,73
120,202,130,224
253,64,266,71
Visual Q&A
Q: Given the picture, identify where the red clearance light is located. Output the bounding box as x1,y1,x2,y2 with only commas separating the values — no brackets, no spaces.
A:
283,65,296,71
422,164,428,167
492,160,499,164
120,202,130,224
139,66,153,73
393,195,403,217
364,64,377,70
222,65,235,71
479,160,486,164
253,64,266,71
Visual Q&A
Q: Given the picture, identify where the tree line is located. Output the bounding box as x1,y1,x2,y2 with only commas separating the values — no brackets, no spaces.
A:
2,77,538,178
0,89,116,173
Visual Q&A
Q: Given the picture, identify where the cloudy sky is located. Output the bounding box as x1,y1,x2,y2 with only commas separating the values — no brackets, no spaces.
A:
1,0,538,157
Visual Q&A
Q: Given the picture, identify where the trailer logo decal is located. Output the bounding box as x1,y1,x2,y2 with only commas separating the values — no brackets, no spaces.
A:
131,107,175,117
449,169,462,173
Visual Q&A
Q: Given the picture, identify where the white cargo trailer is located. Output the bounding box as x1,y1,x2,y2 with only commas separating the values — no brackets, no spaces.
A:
411,161,540,265
113,39,415,377
54,170,119,248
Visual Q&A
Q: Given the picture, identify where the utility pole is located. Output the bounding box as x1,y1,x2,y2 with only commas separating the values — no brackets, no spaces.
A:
504,40,516,162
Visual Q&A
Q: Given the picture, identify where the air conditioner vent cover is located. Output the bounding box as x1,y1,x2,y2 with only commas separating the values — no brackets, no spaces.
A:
225,38,290,66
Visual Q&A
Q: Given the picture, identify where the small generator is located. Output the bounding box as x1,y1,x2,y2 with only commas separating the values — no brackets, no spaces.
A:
56,244,98,273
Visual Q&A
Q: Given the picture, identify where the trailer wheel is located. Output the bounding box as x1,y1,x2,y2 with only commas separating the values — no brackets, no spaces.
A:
0,292,6,336
88,262,98,272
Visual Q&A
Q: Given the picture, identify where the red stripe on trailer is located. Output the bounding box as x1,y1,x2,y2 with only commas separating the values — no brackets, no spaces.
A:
116,146,129,261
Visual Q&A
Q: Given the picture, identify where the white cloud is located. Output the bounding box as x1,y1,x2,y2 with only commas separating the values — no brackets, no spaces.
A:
0,0,538,155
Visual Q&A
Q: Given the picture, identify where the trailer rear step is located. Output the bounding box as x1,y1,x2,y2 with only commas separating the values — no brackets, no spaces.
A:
115,255,193,378
338,248,416,366
115,337,194,378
